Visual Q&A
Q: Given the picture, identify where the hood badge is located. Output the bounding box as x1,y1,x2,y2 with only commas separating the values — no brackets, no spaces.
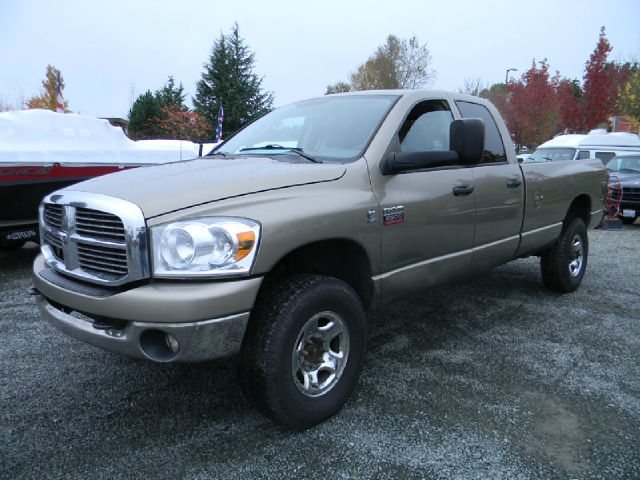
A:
383,205,405,226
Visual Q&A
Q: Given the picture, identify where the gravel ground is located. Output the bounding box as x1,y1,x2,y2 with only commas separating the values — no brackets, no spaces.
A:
1,225,639,479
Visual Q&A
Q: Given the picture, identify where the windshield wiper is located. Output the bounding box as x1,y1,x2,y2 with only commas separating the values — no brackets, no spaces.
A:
618,168,640,173
239,144,322,163
205,151,226,157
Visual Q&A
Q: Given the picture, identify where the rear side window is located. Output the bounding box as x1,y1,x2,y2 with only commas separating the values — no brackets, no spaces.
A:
577,150,590,160
456,101,507,163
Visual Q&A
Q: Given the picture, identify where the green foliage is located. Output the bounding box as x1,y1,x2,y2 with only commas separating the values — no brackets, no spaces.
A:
617,64,640,122
128,90,163,139
156,76,187,110
194,22,274,138
128,76,190,139
348,34,435,91
325,81,352,95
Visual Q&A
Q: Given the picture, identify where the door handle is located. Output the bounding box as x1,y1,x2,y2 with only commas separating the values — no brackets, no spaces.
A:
507,178,522,188
453,185,474,196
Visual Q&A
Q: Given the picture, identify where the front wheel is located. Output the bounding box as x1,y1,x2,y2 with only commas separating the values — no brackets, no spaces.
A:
0,239,27,251
237,275,367,430
540,217,588,293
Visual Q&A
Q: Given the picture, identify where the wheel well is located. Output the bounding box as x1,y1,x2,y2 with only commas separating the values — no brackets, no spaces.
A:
264,239,373,309
564,194,591,227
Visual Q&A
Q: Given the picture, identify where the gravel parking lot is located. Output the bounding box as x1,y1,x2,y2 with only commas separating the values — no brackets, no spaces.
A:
1,225,639,479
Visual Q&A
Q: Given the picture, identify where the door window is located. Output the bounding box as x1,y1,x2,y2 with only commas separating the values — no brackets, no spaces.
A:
398,100,454,154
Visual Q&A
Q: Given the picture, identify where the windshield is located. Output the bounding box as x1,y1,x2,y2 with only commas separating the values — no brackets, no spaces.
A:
606,156,640,173
529,148,576,162
215,95,399,163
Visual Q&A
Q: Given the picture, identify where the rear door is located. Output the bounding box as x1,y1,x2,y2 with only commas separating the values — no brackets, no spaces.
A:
455,100,524,270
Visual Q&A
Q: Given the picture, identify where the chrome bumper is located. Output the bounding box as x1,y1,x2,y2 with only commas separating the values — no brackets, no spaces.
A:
36,294,250,363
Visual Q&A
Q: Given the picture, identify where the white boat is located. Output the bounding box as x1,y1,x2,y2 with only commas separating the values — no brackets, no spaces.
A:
0,109,218,248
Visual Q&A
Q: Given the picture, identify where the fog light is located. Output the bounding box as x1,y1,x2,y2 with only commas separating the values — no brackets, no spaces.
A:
165,333,179,353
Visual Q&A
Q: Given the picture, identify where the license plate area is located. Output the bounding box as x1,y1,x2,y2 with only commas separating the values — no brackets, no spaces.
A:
622,209,636,218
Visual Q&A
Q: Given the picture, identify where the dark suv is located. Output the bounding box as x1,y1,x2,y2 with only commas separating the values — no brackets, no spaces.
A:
607,154,640,224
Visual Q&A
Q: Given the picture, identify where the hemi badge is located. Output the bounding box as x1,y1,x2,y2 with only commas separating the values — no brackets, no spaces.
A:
383,205,405,226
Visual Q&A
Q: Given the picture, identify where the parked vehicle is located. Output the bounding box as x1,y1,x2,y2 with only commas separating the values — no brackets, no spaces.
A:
606,154,640,224
32,90,607,429
529,130,640,164
0,110,214,250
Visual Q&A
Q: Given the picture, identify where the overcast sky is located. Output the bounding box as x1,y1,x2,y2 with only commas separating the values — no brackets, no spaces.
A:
1,0,638,119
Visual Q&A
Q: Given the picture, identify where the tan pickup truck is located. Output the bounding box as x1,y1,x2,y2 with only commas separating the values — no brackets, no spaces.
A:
33,90,607,429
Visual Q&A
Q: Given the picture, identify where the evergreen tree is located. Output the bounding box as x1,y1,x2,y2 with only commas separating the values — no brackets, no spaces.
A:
128,77,189,139
157,76,187,110
194,22,273,138
128,90,163,139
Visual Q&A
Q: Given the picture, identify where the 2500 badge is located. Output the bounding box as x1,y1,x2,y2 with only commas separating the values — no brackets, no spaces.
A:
383,205,405,226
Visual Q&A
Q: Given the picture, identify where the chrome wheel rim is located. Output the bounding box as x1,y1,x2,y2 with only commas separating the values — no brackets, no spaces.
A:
568,234,584,277
291,311,350,397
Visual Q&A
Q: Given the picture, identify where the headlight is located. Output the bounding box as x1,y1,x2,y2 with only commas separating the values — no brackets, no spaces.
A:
151,217,260,278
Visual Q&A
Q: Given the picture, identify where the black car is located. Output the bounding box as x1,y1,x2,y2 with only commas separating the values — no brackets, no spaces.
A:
607,154,640,224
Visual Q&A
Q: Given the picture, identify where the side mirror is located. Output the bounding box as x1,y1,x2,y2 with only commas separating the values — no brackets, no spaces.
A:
381,150,460,175
449,118,485,164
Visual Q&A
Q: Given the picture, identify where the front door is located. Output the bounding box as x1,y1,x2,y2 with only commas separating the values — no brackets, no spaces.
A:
370,99,477,303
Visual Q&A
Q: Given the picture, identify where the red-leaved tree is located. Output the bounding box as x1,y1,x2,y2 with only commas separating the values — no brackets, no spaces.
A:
505,60,560,148
582,27,627,130
557,78,585,132
156,105,209,142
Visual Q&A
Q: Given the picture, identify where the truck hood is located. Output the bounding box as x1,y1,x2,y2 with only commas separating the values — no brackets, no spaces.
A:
610,172,640,186
68,156,346,218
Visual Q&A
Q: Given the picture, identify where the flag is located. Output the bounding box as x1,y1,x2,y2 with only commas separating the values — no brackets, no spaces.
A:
214,104,224,142
56,71,64,113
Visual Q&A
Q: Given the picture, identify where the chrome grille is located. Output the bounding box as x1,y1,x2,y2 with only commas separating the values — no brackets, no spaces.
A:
43,204,64,230
75,208,126,241
77,243,128,276
39,191,149,286
622,187,640,203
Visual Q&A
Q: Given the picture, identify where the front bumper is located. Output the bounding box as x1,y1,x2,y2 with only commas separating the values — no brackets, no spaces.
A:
36,295,250,362
32,254,263,362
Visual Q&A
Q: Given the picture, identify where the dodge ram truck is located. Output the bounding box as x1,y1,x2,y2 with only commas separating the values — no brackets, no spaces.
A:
32,90,607,429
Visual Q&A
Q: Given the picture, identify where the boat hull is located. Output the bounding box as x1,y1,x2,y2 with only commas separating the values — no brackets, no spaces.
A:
0,163,133,244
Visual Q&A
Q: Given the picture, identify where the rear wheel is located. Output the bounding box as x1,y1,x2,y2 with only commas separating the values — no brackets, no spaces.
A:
237,275,367,430
540,217,588,293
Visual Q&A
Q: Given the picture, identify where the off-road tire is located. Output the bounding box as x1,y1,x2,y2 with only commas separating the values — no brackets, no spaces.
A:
540,217,588,293
237,275,367,430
